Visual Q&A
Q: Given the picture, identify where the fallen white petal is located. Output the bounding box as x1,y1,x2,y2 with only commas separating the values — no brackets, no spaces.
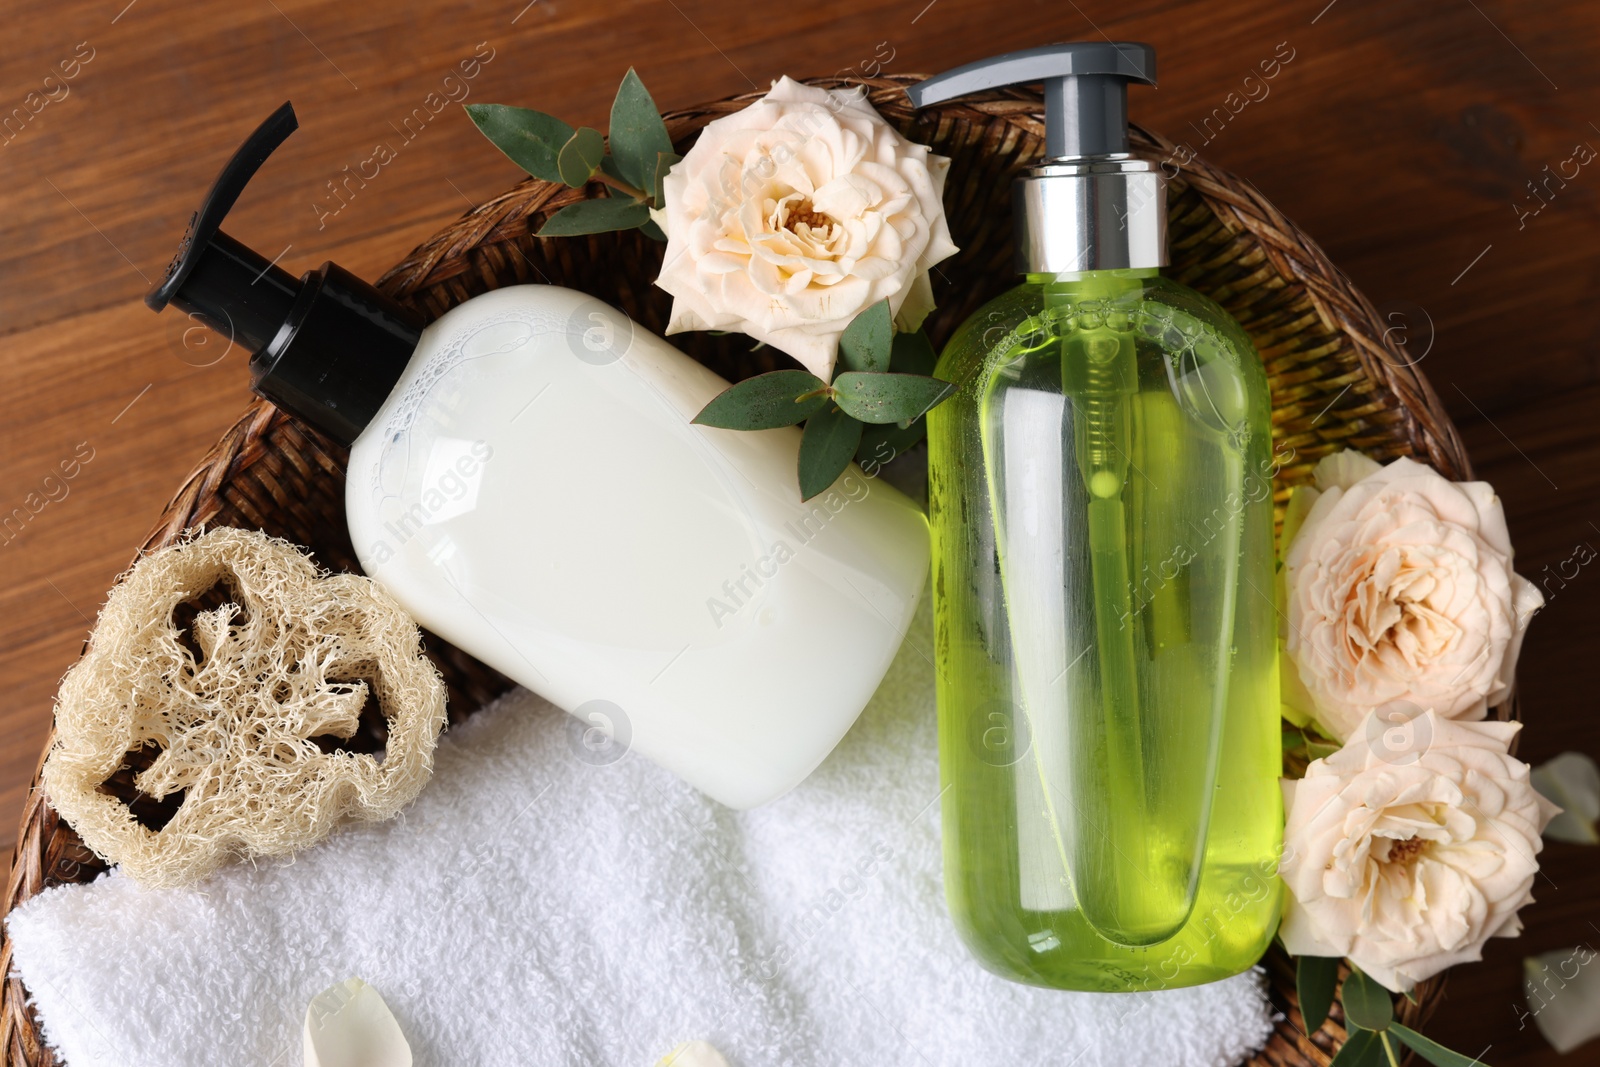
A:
1532,751,1599,844
303,978,412,1067
1525,947,1600,1053
656,1039,732,1067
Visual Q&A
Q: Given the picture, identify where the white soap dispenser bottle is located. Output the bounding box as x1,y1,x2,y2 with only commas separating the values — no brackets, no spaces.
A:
146,102,929,808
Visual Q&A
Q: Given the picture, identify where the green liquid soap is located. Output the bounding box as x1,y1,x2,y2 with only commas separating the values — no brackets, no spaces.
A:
927,271,1283,990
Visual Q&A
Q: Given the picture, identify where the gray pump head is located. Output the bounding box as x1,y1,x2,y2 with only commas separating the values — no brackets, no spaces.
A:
907,43,1166,274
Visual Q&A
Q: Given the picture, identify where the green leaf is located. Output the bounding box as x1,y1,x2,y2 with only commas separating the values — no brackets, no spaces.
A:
465,104,575,183
652,150,681,208
837,299,894,374
609,68,676,193
536,198,652,237
639,218,667,242
1284,726,1340,761
1390,1023,1490,1067
692,370,829,430
1341,968,1395,1033
856,417,927,469
1308,737,1342,760
832,371,956,424
1330,1028,1387,1067
890,328,938,376
557,126,607,188
798,405,863,501
1297,955,1340,1035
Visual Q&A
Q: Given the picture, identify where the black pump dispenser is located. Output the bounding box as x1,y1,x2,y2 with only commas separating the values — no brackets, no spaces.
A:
147,102,423,446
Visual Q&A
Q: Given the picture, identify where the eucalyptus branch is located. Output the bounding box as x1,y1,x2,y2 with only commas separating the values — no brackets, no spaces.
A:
592,169,651,203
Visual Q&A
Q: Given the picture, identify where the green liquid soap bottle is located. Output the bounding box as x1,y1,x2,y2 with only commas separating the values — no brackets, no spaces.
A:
906,43,1282,991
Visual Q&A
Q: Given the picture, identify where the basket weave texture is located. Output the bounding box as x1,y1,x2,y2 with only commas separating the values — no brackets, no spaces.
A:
1,75,1494,1066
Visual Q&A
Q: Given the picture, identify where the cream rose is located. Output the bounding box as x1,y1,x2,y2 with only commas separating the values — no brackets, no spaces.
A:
1280,711,1558,992
654,76,959,380
1283,452,1542,741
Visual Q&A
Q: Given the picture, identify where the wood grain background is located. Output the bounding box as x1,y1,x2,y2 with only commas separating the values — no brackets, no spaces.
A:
1,0,1596,1063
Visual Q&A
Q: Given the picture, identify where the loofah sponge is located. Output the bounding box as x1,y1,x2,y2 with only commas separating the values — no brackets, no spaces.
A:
43,527,446,888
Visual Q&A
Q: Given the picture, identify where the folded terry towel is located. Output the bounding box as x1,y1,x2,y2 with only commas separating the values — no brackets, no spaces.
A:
8,594,1274,1067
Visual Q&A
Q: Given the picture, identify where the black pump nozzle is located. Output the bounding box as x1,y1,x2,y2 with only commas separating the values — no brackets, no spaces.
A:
147,101,423,446
905,43,1156,160
145,101,300,344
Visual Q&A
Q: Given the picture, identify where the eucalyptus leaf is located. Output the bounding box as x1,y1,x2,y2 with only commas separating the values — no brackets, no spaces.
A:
610,68,676,193
1309,738,1342,760
1329,1028,1386,1067
639,218,667,242
1297,955,1340,1035
557,126,607,188
856,418,927,469
1283,726,1340,761
1389,1024,1491,1067
537,197,652,237
837,299,894,374
465,104,575,183
799,404,864,501
890,328,939,376
692,370,828,430
1341,968,1395,1032
652,150,681,208
833,371,956,424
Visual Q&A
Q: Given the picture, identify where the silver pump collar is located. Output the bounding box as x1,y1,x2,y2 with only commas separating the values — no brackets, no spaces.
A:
902,43,1165,276
1014,155,1167,274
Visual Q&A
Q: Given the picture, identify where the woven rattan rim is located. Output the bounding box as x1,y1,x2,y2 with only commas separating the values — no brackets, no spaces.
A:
1,75,1491,1066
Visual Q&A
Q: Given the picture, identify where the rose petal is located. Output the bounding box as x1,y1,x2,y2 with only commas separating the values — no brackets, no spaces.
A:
1313,449,1385,492
1532,751,1597,843
1525,947,1600,1053
303,978,411,1067
657,1040,733,1067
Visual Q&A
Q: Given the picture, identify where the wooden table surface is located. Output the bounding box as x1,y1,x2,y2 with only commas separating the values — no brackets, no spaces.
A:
2,0,1597,1062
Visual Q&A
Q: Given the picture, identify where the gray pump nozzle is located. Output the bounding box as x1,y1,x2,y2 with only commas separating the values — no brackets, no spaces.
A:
907,43,1165,273
905,43,1156,160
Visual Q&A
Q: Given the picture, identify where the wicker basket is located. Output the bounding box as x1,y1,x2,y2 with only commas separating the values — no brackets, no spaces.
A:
1,75,1496,1066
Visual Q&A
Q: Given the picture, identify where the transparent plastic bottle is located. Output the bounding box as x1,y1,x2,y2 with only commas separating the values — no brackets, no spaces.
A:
927,268,1281,990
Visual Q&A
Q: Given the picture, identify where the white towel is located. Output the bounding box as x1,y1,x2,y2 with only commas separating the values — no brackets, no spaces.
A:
8,595,1274,1067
